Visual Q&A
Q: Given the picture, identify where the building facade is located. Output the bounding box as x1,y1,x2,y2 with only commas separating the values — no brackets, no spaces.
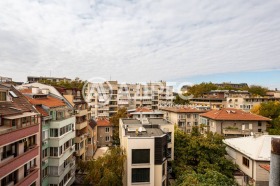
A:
27,76,71,83
96,118,113,147
0,84,41,186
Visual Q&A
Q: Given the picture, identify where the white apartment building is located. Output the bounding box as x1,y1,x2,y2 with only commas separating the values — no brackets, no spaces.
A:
119,118,174,186
128,107,164,119
224,135,280,186
85,81,173,118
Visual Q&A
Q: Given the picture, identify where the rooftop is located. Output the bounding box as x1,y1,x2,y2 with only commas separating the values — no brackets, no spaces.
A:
160,107,206,113
125,126,164,137
96,118,112,127
200,108,271,121
224,135,280,161
24,94,66,108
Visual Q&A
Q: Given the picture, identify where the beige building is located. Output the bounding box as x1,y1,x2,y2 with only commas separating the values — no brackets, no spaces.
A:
119,118,174,186
128,107,164,119
200,108,270,137
86,119,97,159
189,98,227,110
224,135,280,186
160,107,206,133
96,118,113,147
85,81,174,118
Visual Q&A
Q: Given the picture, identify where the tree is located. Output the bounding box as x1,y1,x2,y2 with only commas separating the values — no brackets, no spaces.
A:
173,93,190,105
176,170,238,186
247,85,268,97
251,101,280,134
110,107,128,145
79,147,126,186
173,127,236,182
187,82,218,97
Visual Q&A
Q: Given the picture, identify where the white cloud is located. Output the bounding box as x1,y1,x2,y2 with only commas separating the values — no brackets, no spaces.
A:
0,0,280,83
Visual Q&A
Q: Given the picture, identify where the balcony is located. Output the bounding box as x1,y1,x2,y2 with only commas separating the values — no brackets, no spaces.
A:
118,101,129,105
15,168,39,186
0,146,39,178
75,109,88,117
98,106,109,110
76,120,87,130
223,128,251,136
0,124,39,147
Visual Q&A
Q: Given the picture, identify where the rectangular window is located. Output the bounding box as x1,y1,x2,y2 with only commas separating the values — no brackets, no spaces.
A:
242,157,249,168
50,129,58,137
105,136,110,142
105,127,110,133
132,149,150,164
162,163,165,176
258,121,262,127
0,92,6,101
132,168,150,183
167,132,171,143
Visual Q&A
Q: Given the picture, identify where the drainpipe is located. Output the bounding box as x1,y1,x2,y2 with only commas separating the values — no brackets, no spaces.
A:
269,138,280,186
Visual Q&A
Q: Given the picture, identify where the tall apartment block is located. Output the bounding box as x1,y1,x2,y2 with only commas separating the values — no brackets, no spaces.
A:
18,84,76,186
85,81,174,118
0,84,41,186
27,76,71,83
119,118,174,186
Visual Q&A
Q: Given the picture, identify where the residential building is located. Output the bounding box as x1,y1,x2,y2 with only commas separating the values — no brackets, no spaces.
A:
96,118,113,147
119,118,174,186
200,108,270,137
203,90,251,99
189,98,227,110
0,84,41,186
223,135,280,186
226,97,280,111
214,82,249,89
27,76,71,83
86,119,97,159
85,81,174,118
128,107,164,119
265,89,280,98
0,76,12,83
160,107,206,133
17,84,76,186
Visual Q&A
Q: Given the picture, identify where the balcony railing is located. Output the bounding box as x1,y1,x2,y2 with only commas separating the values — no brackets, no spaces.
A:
223,128,251,135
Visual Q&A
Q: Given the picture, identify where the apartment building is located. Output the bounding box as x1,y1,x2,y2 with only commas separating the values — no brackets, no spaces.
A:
85,81,173,118
119,118,174,186
203,90,251,99
214,82,249,89
96,118,113,147
0,76,12,83
17,83,76,186
0,84,41,186
86,119,97,159
160,107,206,133
27,76,71,83
223,135,280,186
189,98,227,110
61,89,92,161
128,107,164,119
226,97,280,111
200,108,270,137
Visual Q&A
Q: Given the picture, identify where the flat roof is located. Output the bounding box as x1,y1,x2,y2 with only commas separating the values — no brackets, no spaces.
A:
122,119,141,124
125,127,164,137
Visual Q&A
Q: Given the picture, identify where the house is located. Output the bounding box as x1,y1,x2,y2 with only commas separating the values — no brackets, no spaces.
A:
128,107,164,119
0,84,41,186
160,107,206,133
223,135,280,186
189,98,227,110
200,108,270,137
20,86,76,186
96,118,113,147
119,118,174,186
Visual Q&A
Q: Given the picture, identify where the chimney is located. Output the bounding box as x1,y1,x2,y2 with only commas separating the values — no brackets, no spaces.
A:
269,138,280,186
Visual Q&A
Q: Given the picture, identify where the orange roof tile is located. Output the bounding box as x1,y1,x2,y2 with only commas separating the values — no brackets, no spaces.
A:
135,107,152,112
259,164,270,172
25,96,66,108
19,89,32,94
200,108,271,121
96,118,112,127
35,105,49,117
161,107,206,113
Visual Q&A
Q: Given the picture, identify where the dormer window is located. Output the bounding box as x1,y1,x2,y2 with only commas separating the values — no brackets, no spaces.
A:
0,91,7,101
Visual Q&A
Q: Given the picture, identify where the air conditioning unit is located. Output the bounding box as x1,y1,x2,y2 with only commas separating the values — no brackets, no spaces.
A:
43,141,48,145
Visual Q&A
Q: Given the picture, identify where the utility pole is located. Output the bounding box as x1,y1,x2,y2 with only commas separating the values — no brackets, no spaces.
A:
269,138,280,186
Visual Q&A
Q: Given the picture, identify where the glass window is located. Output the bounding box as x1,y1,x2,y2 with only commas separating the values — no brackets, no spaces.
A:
132,149,150,164
0,92,6,101
132,168,150,183
105,136,110,142
242,157,249,168
105,127,110,133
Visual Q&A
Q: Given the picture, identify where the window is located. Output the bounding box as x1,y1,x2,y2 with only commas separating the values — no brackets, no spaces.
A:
132,168,150,183
0,91,6,101
258,121,262,127
50,147,58,157
42,148,48,158
105,127,110,133
187,114,191,118
258,129,262,132
50,129,58,137
132,149,150,164
105,136,110,142
42,167,48,178
162,163,165,176
242,157,249,168
167,132,171,143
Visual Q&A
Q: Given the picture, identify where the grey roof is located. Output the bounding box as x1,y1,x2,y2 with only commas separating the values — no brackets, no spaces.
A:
125,128,164,137
122,119,141,124
148,118,170,125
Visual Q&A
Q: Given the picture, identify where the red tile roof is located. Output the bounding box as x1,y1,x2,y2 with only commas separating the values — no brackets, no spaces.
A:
200,108,271,121
20,89,32,94
35,106,49,117
160,107,206,113
96,118,112,127
259,164,270,172
25,96,65,108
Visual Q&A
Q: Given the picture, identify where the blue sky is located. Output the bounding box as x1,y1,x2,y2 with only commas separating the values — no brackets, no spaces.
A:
0,0,280,89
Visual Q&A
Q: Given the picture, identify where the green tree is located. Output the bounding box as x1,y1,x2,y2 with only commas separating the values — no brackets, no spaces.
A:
79,147,126,186
176,170,238,186
173,93,191,105
187,82,218,97
173,127,236,181
110,107,128,145
246,85,268,97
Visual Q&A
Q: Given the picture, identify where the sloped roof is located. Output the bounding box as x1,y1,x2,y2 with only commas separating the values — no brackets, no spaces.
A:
25,95,65,108
259,164,270,172
35,105,49,117
160,107,206,113
224,135,280,161
200,108,271,121
96,118,112,127
0,85,36,116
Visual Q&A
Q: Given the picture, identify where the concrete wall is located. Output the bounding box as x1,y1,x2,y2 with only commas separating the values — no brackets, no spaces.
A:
97,126,113,147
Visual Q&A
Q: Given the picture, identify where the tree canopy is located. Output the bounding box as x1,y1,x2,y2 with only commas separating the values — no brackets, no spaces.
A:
79,147,126,186
109,107,128,145
251,101,280,134
187,82,218,97
246,85,268,97
38,79,85,89
173,127,237,185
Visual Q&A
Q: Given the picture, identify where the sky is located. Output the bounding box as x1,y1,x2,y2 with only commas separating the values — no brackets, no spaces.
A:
0,0,280,89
